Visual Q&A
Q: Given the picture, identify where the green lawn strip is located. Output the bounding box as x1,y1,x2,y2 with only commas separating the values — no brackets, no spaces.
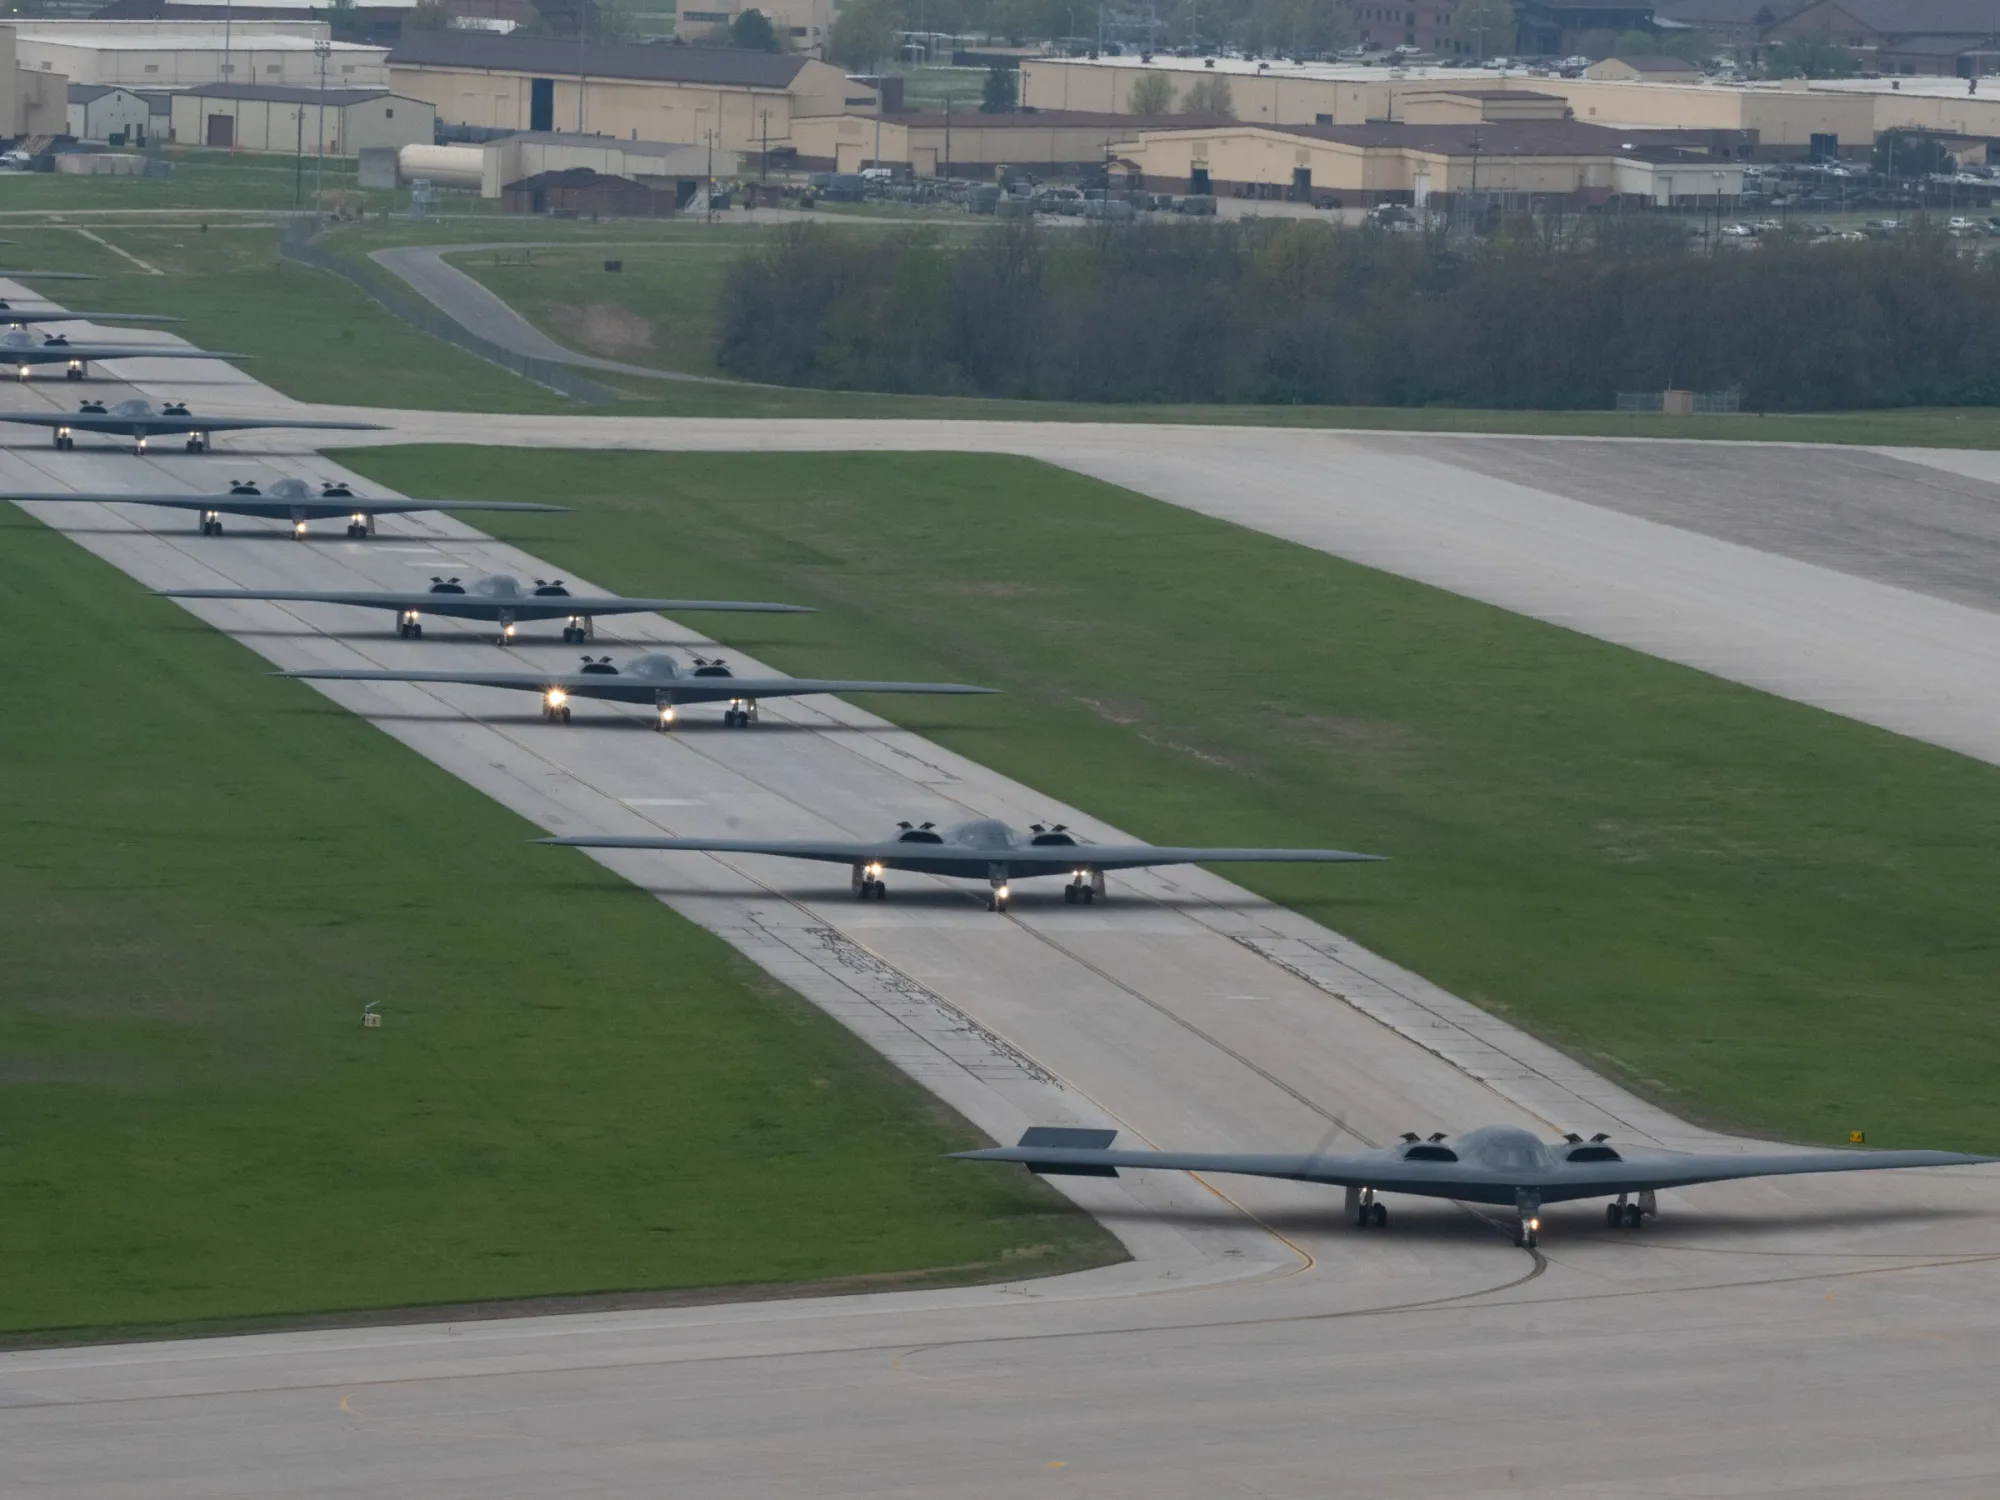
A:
5,223,579,413
0,510,1115,1343
0,147,431,214
341,446,2000,1154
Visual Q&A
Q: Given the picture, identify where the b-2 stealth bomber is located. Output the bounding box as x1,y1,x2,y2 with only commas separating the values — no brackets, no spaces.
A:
0,398,386,453
0,327,248,381
3,476,559,537
162,572,812,644
539,816,1382,911
0,303,180,330
281,651,993,733
959,1124,1995,1247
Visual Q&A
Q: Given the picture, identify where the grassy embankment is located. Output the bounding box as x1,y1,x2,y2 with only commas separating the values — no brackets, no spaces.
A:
0,146,439,215
0,507,1116,1345
341,446,2000,1154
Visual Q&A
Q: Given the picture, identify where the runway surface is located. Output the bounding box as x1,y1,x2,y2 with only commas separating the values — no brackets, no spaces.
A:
5,322,2000,1497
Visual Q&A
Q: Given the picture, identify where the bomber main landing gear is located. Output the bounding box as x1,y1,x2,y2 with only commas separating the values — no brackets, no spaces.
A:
852,862,887,900
1063,869,1105,905
1603,1190,1656,1230
722,698,759,729
186,434,209,454
561,616,594,645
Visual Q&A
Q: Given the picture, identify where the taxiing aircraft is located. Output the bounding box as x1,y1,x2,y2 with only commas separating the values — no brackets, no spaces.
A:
162,572,812,644
0,327,247,381
280,651,993,733
957,1124,1995,1247
3,476,560,537
538,816,1382,911
0,398,387,453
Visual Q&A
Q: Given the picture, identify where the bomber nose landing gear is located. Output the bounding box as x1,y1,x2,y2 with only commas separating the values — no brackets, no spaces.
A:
198,510,223,536
852,862,887,900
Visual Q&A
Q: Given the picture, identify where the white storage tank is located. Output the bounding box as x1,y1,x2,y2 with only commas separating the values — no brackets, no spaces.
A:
396,143,483,190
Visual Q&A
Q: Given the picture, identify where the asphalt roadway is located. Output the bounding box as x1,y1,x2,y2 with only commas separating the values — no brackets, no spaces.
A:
6,334,2000,1497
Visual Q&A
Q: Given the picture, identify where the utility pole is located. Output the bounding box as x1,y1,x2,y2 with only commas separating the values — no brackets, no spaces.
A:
313,37,330,217
705,126,714,222
223,0,233,99
576,2,588,134
293,103,304,206
943,93,952,182
760,108,769,181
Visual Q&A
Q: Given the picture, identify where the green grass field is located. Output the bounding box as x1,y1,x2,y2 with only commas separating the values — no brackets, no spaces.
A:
0,509,1115,1345
338,447,2000,1154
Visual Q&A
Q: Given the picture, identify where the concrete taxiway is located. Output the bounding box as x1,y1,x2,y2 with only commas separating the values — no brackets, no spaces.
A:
5,341,2000,1497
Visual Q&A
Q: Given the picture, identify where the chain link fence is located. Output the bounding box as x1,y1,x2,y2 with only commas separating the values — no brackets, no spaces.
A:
278,216,619,405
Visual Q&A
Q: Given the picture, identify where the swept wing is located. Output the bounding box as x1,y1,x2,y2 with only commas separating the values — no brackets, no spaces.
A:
536,833,1381,871
278,667,995,705
5,492,562,518
159,587,811,619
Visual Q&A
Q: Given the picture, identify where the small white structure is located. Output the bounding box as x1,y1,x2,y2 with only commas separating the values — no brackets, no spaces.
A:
67,82,152,143
477,131,738,197
13,20,387,91
170,83,435,152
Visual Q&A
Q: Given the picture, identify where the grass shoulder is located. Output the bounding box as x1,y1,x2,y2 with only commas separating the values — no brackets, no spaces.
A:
0,509,1116,1344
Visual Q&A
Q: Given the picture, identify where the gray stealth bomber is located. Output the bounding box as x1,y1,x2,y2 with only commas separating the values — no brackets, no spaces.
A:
5,476,558,537
0,327,248,381
160,572,813,645
959,1124,1996,1247
281,651,994,733
0,398,386,453
539,816,1382,911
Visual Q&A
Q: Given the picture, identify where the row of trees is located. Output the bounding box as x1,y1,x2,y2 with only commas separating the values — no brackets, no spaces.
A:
717,218,2000,412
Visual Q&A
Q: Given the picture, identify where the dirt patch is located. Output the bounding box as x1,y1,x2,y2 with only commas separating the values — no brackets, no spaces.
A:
1293,714,1422,762
542,300,658,359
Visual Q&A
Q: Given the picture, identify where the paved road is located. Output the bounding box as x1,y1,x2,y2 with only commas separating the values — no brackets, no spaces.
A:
6,322,2000,1497
369,243,722,382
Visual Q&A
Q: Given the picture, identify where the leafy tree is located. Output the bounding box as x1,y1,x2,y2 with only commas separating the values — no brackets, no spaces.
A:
830,0,899,69
1450,0,1513,58
1128,70,1176,114
1765,28,1857,79
1178,74,1234,117
730,6,781,48
597,0,640,40
980,63,1018,112
325,0,368,43
405,0,450,31
1873,131,1955,179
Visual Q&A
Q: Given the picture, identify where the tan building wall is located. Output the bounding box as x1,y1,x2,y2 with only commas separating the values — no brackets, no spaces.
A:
1115,123,1744,203
1023,58,1399,126
391,55,861,152
169,91,434,153
675,0,833,57
0,28,69,136
791,112,1145,174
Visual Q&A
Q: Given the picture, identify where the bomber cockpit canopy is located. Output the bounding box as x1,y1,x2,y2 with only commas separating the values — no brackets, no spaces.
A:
266,478,313,500
1458,1126,1555,1174
953,819,1018,850
474,574,524,598
627,654,683,680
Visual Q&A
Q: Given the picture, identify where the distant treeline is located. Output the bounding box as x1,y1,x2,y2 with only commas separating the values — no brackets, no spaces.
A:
715,219,2000,411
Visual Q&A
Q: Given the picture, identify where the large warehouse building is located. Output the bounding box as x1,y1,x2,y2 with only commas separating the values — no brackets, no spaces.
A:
788,109,1188,175
168,81,434,151
1021,54,2000,159
387,32,871,154
11,19,388,91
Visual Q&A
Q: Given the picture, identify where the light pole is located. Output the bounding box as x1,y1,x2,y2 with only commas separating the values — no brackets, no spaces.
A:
760,108,770,181
313,37,330,217
293,103,304,206
943,93,953,182
705,127,715,222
